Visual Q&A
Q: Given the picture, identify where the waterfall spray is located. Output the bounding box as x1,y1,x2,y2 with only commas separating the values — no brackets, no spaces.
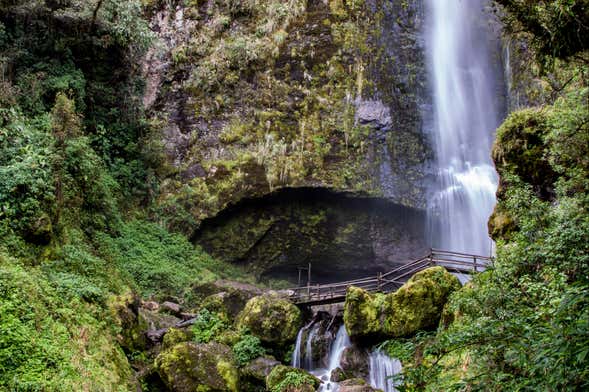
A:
425,0,503,256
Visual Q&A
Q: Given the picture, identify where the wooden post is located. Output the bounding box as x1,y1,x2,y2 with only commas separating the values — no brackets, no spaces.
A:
307,263,311,298
377,272,382,291
298,269,302,288
474,257,478,272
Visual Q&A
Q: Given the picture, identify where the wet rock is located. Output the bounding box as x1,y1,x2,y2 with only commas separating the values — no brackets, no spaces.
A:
24,212,52,245
330,367,348,382
142,301,160,311
339,378,381,392
161,301,182,316
356,99,393,134
241,357,281,391
266,365,320,392
155,341,239,392
344,267,460,341
340,347,369,379
237,294,302,345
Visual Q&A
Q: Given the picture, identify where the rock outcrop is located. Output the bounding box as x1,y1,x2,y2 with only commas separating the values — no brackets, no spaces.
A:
155,341,239,392
237,294,303,346
344,267,461,341
266,365,320,392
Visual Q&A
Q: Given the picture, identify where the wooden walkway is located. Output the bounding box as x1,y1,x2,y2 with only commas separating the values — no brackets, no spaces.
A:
287,249,493,307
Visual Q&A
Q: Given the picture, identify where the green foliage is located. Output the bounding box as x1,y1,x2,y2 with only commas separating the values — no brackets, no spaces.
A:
96,220,218,298
399,79,589,391
495,0,589,60
232,333,266,366
266,365,319,392
191,309,229,344
0,252,134,391
0,109,55,237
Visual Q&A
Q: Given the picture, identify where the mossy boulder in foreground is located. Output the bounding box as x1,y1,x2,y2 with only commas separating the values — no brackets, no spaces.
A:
344,267,460,341
155,341,239,392
236,294,303,345
266,365,320,392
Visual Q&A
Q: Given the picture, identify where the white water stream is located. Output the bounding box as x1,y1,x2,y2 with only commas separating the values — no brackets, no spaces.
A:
425,0,502,256
369,350,402,392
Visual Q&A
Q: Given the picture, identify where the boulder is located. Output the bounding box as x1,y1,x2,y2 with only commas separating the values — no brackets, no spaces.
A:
344,267,460,340
190,280,264,320
339,378,382,392
237,294,302,345
161,301,182,316
241,357,281,391
162,327,194,350
155,341,239,392
339,347,369,379
108,293,148,351
266,365,320,392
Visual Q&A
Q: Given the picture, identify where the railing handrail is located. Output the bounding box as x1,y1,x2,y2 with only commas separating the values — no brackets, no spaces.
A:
288,249,492,304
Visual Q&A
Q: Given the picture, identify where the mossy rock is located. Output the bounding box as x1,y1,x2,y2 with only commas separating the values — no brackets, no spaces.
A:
344,267,460,340
241,357,281,392
236,294,302,345
189,280,263,318
339,378,382,392
492,108,556,200
107,292,148,352
266,365,320,392
155,341,239,392
162,327,194,350
488,204,518,241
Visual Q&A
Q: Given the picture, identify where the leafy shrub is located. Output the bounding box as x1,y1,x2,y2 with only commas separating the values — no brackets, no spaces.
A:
232,333,266,366
0,252,134,391
191,309,228,343
96,220,218,298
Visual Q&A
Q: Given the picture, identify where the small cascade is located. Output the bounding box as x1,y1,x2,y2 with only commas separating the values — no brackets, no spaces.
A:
305,326,318,370
292,328,304,368
292,323,351,392
369,350,402,392
314,325,352,392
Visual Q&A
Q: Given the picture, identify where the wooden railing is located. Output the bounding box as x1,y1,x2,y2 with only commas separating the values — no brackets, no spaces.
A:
287,249,493,306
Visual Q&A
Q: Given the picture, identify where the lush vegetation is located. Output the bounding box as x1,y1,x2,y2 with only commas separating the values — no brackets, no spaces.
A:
380,6,589,388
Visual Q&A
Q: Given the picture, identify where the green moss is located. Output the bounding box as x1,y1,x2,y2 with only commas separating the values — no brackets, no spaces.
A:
156,341,239,392
163,328,195,350
344,267,461,340
237,294,302,345
266,365,320,392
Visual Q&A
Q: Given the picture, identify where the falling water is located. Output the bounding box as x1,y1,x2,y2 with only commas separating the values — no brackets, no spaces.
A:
369,350,402,392
293,324,351,392
292,328,304,368
315,325,351,392
425,0,502,256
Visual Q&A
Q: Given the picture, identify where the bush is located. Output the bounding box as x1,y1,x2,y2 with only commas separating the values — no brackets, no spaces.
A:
191,309,229,343
232,333,266,366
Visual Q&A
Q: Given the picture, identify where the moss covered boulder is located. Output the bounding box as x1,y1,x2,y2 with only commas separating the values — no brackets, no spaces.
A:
344,267,460,341
189,280,264,320
266,365,320,392
236,294,302,345
155,341,239,392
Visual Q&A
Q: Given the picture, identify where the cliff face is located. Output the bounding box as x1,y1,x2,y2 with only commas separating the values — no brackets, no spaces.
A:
143,0,431,280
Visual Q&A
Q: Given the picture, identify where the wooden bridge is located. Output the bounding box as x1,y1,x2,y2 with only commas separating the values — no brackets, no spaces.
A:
287,249,493,307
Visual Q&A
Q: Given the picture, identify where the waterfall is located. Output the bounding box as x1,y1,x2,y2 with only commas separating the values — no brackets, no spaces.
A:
369,350,402,392
425,0,502,256
292,324,351,392
316,325,352,392
292,328,304,368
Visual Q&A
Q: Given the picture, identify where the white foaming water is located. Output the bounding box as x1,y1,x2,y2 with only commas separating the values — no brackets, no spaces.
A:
369,350,402,392
293,324,351,392
425,0,502,256
314,325,351,392
292,328,304,368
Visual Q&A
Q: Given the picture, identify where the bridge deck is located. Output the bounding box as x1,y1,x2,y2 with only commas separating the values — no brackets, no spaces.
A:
287,249,493,307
